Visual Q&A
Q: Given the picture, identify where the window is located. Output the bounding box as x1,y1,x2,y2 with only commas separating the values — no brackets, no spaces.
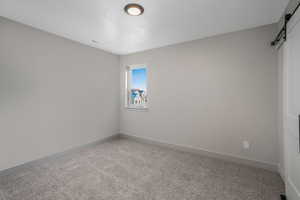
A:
125,65,148,109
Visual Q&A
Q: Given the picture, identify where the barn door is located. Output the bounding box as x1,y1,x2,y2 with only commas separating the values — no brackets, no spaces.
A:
283,7,300,200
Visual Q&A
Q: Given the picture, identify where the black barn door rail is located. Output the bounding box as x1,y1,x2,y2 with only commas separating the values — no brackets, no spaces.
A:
271,2,300,47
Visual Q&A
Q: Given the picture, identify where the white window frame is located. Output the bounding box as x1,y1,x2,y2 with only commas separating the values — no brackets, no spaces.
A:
125,64,148,110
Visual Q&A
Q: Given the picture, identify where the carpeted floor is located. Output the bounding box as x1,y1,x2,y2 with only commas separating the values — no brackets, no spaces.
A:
0,138,284,200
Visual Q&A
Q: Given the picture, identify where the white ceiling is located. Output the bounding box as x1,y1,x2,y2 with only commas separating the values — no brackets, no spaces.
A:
0,0,289,55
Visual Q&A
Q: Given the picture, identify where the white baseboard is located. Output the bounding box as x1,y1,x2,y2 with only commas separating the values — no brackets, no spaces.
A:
0,134,120,174
1,133,279,175
278,163,286,183
120,133,278,172
287,178,300,200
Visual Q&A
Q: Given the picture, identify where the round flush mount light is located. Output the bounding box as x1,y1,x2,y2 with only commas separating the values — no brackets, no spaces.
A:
124,3,144,16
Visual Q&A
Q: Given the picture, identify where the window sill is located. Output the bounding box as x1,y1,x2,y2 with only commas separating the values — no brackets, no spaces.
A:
125,107,149,112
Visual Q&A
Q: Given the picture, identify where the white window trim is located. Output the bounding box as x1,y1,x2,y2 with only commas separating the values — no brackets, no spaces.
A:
125,64,148,110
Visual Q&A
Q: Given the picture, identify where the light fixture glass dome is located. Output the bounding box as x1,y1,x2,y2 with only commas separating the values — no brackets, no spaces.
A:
124,4,144,16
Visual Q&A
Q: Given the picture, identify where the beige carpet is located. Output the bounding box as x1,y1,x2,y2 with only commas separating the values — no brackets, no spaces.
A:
0,138,284,200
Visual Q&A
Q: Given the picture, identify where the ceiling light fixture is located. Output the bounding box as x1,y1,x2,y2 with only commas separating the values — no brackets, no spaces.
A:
124,3,144,16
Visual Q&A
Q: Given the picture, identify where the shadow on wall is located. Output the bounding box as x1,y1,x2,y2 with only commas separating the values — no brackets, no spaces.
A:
0,64,35,108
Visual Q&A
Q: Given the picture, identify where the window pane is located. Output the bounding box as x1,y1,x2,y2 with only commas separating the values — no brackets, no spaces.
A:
130,68,147,105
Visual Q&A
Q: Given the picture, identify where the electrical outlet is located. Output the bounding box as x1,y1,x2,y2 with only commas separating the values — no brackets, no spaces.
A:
243,141,250,150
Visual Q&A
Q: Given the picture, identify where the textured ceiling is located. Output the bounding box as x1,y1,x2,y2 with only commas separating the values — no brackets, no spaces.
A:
0,0,289,55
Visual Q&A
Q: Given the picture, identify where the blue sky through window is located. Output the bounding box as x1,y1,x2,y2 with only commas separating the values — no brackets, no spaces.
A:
131,68,147,91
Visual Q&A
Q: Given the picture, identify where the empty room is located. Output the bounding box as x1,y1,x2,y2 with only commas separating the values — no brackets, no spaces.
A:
1,0,300,199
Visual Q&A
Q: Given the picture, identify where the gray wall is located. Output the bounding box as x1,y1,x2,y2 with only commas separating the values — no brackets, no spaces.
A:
120,24,279,167
0,17,120,171
0,16,281,171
